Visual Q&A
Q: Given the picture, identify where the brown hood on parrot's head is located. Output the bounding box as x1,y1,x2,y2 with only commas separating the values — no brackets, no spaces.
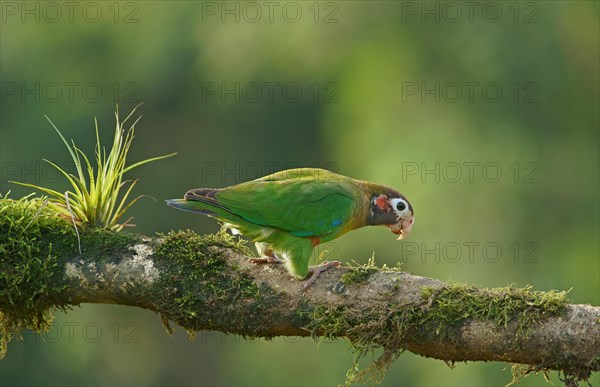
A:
362,184,414,240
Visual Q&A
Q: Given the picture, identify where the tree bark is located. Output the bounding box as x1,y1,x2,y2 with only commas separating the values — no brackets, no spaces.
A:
1,222,598,385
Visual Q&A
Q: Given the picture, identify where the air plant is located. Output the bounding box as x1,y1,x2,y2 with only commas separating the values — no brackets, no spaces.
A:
11,105,176,232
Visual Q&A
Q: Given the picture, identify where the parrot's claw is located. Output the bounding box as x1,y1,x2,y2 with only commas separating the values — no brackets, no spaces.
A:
303,261,342,290
248,256,282,264
248,251,282,264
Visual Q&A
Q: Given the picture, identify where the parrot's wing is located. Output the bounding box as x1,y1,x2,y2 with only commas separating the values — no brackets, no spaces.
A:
215,168,357,237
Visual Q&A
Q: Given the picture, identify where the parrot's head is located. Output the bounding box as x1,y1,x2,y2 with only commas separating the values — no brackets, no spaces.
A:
368,189,414,240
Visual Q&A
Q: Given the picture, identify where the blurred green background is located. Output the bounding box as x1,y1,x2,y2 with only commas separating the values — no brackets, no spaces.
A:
1,1,598,386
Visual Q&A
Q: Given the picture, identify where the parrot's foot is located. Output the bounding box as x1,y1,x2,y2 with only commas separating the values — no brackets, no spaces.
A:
248,256,282,264
303,261,342,290
248,250,282,264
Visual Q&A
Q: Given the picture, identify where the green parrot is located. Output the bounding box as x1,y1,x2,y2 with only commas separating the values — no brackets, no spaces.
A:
166,168,414,289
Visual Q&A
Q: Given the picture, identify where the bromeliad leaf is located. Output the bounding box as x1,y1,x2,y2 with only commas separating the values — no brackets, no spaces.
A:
11,105,176,231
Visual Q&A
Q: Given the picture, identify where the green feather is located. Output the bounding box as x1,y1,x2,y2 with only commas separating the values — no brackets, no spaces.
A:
215,168,358,238
167,168,410,281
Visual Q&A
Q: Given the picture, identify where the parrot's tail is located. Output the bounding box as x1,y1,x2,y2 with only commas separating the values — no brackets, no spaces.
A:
184,188,218,201
165,199,218,216
166,188,232,216
184,188,232,212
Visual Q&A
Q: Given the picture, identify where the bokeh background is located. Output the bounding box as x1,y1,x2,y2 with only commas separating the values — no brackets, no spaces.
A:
1,1,598,386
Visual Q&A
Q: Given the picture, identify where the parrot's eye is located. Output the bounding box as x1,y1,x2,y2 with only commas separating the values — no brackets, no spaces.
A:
396,201,407,211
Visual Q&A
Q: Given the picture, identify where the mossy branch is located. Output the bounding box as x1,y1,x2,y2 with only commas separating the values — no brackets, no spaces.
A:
1,198,599,386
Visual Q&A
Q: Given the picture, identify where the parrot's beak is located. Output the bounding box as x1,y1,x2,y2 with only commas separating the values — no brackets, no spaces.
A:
389,217,414,240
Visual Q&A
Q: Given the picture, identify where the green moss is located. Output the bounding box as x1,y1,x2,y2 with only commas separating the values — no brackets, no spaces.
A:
0,195,280,356
80,228,140,255
307,281,570,386
0,195,143,358
340,256,379,285
340,255,403,286
506,364,545,387
418,283,568,339
0,196,73,358
534,352,599,385
152,229,282,337
506,357,597,387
